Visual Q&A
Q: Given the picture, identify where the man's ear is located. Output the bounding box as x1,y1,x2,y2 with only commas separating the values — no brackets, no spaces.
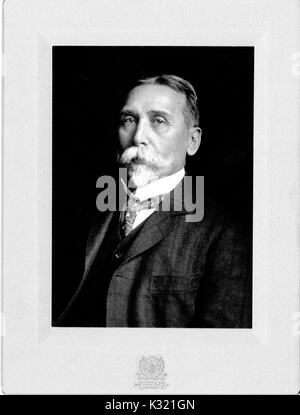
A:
187,127,202,156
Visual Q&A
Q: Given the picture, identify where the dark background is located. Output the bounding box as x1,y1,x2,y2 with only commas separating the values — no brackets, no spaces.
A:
52,46,254,321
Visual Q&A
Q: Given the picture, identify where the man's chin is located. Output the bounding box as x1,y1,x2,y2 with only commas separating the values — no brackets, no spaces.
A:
127,164,160,188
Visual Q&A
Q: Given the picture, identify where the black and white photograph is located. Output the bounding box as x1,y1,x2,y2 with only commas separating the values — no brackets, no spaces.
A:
52,46,253,328
1,0,299,396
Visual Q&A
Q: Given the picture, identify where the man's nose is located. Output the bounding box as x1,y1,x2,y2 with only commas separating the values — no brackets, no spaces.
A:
132,118,149,146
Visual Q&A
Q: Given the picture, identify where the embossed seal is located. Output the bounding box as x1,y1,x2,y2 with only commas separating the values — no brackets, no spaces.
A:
135,356,168,389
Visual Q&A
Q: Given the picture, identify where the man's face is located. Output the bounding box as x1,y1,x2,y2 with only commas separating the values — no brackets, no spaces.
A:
118,84,191,188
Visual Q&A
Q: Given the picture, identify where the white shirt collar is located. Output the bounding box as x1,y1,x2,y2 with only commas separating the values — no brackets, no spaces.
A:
121,168,185,202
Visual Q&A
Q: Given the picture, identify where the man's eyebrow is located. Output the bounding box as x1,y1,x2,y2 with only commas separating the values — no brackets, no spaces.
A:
148,110,173,119
119,108,173,119
119,108,138,116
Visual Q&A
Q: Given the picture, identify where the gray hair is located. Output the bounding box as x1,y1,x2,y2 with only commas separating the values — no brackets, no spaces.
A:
133,74,200,128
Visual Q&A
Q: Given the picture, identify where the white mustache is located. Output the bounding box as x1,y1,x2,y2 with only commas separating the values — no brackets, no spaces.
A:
118,146,168,168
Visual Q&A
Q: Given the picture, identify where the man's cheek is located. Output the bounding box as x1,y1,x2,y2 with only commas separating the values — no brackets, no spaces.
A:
119,135,131,149
159,146,175,161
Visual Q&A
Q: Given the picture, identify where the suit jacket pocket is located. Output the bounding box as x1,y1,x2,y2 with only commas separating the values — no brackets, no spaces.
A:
149,275,198,292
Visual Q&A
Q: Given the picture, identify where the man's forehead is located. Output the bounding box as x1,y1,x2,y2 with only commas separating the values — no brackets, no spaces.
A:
122,84,186,113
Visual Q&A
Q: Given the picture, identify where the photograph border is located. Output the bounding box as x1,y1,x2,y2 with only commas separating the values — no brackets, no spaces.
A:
2,0,299,394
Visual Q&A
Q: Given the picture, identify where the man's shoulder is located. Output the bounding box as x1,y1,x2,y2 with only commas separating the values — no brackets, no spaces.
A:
203,195,237,228
176,193,250,244
179,193,233,228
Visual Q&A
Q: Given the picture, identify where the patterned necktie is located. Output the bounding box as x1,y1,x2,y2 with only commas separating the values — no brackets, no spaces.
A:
121,192,164,237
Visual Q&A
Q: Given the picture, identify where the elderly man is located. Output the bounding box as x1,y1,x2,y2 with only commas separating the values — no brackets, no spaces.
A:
55,74,251,328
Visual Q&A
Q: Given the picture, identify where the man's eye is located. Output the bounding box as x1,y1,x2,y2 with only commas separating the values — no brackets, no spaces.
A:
121,116,136,125
152,116,166,125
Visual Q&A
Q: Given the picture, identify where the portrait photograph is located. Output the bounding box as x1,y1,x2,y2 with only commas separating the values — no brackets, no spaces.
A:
51,46,254,328
1,0,299,395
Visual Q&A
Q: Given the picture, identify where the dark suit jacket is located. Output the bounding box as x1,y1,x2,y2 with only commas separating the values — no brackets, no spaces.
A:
55,181,252,328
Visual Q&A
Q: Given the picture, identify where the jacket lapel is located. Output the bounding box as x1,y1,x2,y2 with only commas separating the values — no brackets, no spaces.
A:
119,210,175,266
